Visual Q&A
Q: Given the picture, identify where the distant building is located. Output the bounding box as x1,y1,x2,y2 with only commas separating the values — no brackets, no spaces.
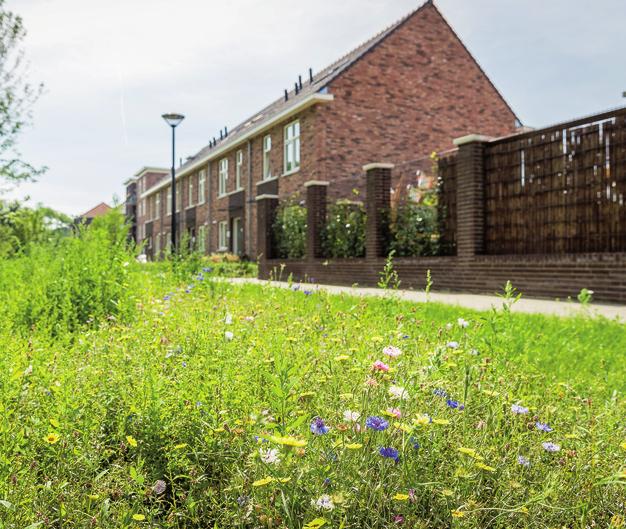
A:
127,0,518,259
75,202,112,225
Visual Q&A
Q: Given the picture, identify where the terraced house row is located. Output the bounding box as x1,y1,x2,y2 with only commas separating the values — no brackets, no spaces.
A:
125,0,519,259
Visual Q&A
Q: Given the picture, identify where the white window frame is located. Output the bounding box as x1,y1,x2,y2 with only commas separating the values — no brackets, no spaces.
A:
284,120,300,174
176,182,181,212
166,187,172,215
198,170,206,205
263,135,272,180
218,158,228,197
188,176,194,207
236,150,243,190
155,193,160,219
198,225,206,253
218,220,228,251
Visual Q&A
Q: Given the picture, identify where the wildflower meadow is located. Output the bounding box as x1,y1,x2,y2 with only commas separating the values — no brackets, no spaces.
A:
0,216,625,528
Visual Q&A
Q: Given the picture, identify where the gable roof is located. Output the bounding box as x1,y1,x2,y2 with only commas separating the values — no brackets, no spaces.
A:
142,0,516,196
79,202,112,219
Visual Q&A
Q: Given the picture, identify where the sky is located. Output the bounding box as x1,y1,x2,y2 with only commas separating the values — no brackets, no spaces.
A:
4,0,626,216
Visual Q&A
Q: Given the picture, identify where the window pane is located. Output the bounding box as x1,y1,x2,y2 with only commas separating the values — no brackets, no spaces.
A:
295,137,300,166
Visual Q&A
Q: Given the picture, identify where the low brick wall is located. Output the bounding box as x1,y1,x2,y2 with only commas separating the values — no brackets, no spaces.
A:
260,253,626,303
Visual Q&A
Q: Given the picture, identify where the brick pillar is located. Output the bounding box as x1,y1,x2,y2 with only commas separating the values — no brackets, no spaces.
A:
305,180,329,260
453,134,490,258
255,194,279,260
364,163,393,258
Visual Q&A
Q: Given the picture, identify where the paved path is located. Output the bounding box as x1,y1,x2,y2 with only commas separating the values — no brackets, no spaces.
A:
219,277,626,320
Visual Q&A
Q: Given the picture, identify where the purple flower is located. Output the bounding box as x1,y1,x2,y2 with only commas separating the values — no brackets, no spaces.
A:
163,295,171,301
181,361,187,368
310,417,330,435
535,422,553,433
366,416,389,431
379,446,400,462
303,290,313,296
433,388,448,398
446,341,459,349
202,267,213,273
237,495,249,507
517,455,531,467
409,436,420,450
446,399,465,410
542,442,560,452
511,404,529,415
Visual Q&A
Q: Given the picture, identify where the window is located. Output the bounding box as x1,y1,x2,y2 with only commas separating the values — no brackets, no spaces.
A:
236,150,243,190
139,199,144,218
198,170,206,204
155,232,161,256
284,120,300,174
218,220,228,251
166,187,172,215
176,182,182,212
219,158,228,196
188,176,194,207
198,225,206,253
263,135,272,180
155,193,160,219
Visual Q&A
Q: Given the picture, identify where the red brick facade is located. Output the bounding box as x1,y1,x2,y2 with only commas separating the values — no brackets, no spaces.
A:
131,2,517,259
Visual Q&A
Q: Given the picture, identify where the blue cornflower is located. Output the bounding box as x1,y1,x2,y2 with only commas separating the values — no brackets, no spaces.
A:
164,294,171,301
535,422,553,433
292,285,301,291
511,404,529,415
409,436,420,450
366,416,389,431
310,417,330,435
237,495,249,507
196,273,204,281
402,334,410,340
202,267,213,273
379,446,400,462
517,455,531,467
542,441,560,452
303,290,313,296
182,361,187,368
323,477,331,487
433,388,448,398
446,399,465,410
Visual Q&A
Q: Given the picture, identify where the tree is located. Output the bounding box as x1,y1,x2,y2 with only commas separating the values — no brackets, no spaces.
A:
0,0,44,182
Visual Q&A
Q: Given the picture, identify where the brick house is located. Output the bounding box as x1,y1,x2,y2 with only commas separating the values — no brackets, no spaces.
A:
130,0,519,259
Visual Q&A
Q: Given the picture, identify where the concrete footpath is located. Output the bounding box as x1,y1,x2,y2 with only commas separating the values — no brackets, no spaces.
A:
219,277,626,321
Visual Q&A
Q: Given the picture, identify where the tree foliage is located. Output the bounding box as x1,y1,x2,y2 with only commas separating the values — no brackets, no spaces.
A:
0,0,44,182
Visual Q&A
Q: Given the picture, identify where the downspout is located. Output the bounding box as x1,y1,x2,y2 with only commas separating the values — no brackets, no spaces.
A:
246,139,253,257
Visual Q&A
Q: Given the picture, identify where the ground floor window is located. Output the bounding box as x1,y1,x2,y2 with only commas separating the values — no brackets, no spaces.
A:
198,225,206,253
232,217,243,255
218,221,228,251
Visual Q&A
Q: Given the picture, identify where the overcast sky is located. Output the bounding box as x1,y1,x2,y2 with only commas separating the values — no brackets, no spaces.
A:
4,0,626,216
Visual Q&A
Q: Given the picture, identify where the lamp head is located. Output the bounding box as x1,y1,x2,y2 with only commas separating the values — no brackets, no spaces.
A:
162,113,185,127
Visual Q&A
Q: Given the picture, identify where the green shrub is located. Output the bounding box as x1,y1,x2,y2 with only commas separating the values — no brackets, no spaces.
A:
273,201,307,259
389,202,440,256
322,200,366,258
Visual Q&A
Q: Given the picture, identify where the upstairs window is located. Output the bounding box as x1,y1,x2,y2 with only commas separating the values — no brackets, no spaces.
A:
155,193,160,219
188,176,194,207
284,120,300,174
219,158,228,196
198,170,206,204
166,187,172,215
263,135,272,180
236,150,243,190
176,182,182,212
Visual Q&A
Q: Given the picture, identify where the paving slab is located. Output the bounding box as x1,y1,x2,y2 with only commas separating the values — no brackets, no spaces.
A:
218,277,626,321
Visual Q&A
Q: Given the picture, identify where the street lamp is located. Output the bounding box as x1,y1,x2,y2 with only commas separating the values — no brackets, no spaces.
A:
162,112,185,253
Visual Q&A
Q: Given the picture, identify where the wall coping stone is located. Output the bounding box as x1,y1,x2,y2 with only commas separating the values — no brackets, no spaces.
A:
255,194,279,201
304,180,330,187
453,134,492,146
362,163,395,171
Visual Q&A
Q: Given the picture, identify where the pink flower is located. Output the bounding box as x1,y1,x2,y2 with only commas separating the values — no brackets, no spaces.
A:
383,346,402,358
372,360,390,372
386,407,402,419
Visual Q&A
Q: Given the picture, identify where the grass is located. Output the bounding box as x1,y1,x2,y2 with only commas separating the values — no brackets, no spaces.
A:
0,218,625,528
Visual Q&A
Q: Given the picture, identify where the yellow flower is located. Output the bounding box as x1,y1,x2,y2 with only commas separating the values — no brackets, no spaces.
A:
334,355,350,361
269,435,307,447
45,432,60,444
475,462,496,472
88,494,99,501
414,414,431,426
433,418,450,425
126,436,138,448
49,418,60,428
132,514,145,521
451,510,465,518
457,447,483,460
174,443,187,449
441,489,454,497
620,441,626,451
345,443,363,450
393,493,410,501
252,477,274,487
303,519,327,529
277,477,291,483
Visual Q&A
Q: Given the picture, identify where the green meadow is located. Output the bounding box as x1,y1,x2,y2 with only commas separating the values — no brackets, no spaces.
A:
0,215,624,528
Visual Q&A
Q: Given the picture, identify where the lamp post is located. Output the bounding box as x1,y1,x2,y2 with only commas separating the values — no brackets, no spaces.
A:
162,113,185,253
